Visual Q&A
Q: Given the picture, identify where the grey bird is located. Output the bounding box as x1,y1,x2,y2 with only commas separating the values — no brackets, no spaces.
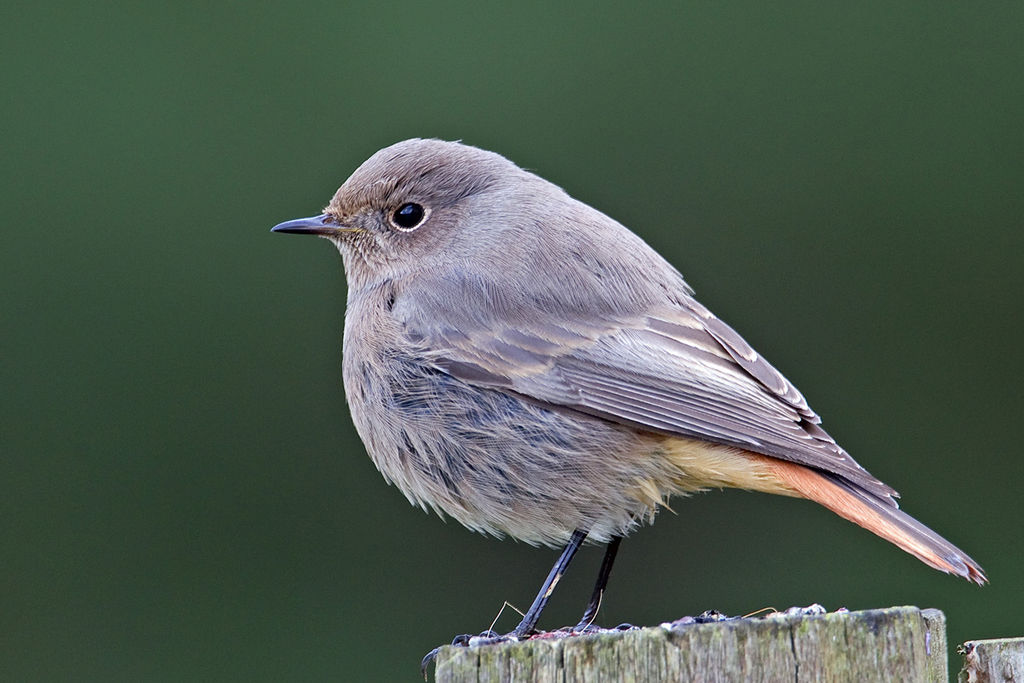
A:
271,138,984,656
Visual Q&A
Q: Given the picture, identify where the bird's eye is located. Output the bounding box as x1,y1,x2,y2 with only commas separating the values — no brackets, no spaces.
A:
390,203,427,231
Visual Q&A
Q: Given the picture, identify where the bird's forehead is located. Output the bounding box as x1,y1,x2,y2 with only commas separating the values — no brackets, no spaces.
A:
328,139,515,213
329,172,402,213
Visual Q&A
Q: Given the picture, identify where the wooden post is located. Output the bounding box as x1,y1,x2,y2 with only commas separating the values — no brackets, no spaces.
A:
958,637,1024,682
434,606,947,682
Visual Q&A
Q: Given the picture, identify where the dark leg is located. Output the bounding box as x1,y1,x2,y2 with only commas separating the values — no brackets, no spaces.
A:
573,535,622,631
510,529,588,637
421,529,589,678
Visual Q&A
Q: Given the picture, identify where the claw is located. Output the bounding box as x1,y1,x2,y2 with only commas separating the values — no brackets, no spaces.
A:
421,630,520,679
419,647,442,680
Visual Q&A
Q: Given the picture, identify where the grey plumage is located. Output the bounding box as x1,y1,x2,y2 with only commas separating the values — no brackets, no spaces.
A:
272,138,985,600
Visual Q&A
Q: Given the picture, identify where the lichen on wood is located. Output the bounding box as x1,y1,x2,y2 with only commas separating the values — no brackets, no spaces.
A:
434,605,947,682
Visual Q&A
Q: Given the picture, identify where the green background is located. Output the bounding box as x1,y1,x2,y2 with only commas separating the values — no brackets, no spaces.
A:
4,2,1022,680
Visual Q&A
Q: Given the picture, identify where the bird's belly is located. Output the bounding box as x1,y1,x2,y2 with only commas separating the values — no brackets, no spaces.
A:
343,350,677,546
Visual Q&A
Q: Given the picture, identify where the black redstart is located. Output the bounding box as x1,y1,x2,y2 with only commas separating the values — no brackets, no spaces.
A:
272,138,984,652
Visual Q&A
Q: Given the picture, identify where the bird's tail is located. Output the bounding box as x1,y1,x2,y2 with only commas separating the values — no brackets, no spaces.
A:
756,455,986,584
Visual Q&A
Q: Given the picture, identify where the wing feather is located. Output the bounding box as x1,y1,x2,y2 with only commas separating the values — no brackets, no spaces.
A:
415,303,897,502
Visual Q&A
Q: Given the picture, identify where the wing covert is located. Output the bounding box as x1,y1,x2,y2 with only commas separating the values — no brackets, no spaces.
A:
414,303,896,502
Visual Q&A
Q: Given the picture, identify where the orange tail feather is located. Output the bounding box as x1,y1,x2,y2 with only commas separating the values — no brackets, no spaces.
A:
755,455,986,584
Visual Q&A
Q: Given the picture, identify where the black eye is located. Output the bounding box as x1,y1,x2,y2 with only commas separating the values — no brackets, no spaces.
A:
391,202,426,230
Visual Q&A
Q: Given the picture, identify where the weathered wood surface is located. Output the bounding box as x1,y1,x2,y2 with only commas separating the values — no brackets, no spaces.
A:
434,606,947,682
959,637,1024,683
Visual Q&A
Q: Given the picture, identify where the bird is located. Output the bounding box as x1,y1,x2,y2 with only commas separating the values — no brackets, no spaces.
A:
271,138,985,655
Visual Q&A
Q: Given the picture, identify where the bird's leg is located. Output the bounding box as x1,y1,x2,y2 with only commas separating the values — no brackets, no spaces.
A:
572,535,622,632
509,528,588,638
420,529,590,678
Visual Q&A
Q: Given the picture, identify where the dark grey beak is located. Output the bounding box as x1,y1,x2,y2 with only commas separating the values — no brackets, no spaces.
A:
271,214,349,236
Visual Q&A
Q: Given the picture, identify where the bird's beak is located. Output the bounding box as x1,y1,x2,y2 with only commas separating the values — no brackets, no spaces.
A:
270,214,356,236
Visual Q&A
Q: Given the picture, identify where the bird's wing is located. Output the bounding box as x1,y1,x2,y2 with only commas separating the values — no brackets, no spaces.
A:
417,300,896,502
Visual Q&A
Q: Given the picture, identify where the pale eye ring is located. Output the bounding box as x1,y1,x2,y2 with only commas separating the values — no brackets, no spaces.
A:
390,202,428,231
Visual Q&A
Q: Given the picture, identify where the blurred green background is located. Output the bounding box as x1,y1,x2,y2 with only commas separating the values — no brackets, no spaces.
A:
4,2,1022,680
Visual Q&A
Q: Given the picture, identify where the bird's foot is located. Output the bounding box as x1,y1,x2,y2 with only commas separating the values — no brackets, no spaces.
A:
558,621,638,635
420,630,523,679
449,629,503,646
